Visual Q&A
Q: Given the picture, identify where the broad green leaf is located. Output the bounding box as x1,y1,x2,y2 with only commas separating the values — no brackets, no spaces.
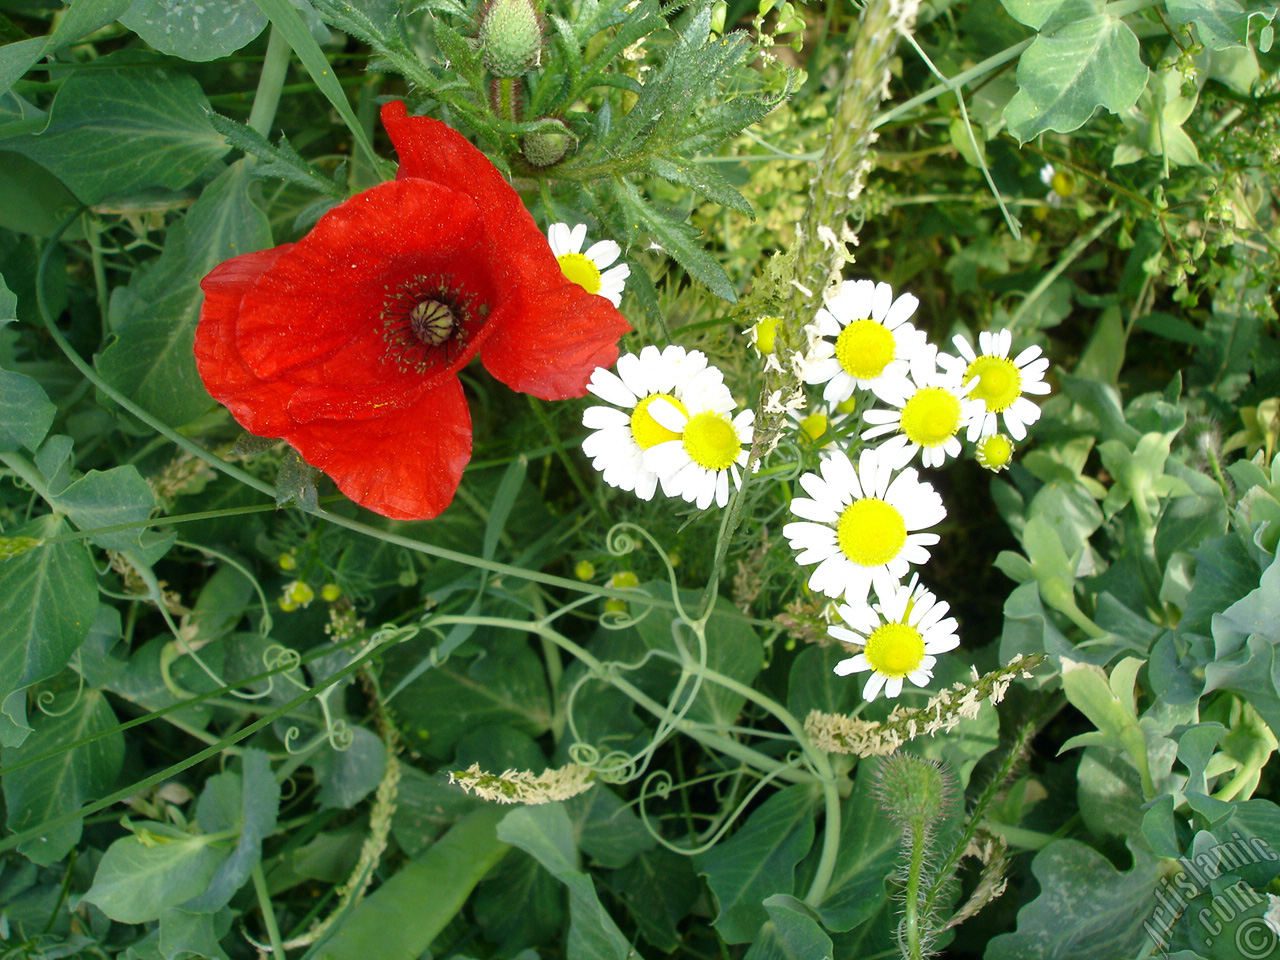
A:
46,465,164,556
0,359,55,453
810,760,900,931
786,644,863,720
497,804,640,960
2,690,123,866
6,65,228,203
83,833,229,924
1218,550,1280,643
121,0,268,61
1166,0,1278,50
608,847,699,952
744,895,834,960
696,784,816,944
1076,747,1145,839
0,37,49,99
0,515,98,726
1180,534,1260,635
1000,0,1103,32
159,907,230,960
97,161,271,426
313,806,508,960
390,766,481,855
567,784,654,869
474,850,567,953
313,725,386,809
0,151,83,239
986,839,1160,959
1004,13,1148,141
184,750,279,911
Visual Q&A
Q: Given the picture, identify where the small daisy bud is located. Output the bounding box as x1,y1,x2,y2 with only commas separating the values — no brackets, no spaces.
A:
284,580,315,607
609,571,640,589
278,552,297,571
574,560,596,581
604,598,628,614
521,121,574,167
279,597,300,613
976,433,1014,472
321,583,342,602
751,316,780,355
478,0,542,78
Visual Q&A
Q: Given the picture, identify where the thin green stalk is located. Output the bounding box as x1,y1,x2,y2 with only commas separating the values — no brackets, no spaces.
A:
252,863,287,960
1006,208,1125,331
247,26,292,137
803,754,844,908
905,826,926,960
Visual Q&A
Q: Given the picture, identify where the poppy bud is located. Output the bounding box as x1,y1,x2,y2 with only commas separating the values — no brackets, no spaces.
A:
478,0,542,78
521,121,574,167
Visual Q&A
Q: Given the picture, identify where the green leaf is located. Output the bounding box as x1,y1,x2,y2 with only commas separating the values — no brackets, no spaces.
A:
744,895,834,960
0,37,49,99
1166,0,1278,50
83,834,229,924
607,847,699,952
390,765,481,856
567,784,654,869
188,749,280,911
474,850,567,952
614,178,737,301
497,803,640,960
313,725,386,809
0,515,98,728
0,357,56,456
989,841,1161,958
314,806,507,960
647,156,754,216
6,64,228,204
121,0,268,61
2,689,124,866
47,465,164,556
1004,13,1148,141
696,784,816,944
97,160,271,426
158,907,230,960
1180,534,1259,635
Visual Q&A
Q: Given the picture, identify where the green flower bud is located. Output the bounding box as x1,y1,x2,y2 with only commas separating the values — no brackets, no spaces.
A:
479,0,542,79
521,121,574,167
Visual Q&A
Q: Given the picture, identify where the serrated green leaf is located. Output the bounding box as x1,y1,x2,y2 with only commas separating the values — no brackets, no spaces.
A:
120,0,267,61
6,64,229,203
2,690,123,866
206,113,344,197
648,156,754,216
615,179,736,301
1004,14,1148,141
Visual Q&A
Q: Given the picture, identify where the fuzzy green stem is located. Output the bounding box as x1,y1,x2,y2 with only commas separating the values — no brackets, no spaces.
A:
905,820,926,960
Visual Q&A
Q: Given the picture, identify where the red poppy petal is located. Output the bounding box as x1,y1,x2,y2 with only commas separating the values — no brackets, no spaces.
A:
196,244,299,438
481,282,631,399
235,179,493,400
283,375,472,521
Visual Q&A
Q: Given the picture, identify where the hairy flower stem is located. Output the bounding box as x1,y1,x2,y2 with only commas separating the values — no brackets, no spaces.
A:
905,822,926,960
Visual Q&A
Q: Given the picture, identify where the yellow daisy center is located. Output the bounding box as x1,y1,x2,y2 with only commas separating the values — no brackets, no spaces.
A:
977,434,1014,471
1050,169,1076,197
798,413,829,442
836,498,907,568
630,394,687,449
557,252,602,295
965,355,1022,412
864,621,925,677
682,411,740,471
899,386,962,448
835,319,895,380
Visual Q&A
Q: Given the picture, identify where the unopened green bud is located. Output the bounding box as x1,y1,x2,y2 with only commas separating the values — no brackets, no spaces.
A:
875,754,953,829
521,121,574,167
479,0,542,78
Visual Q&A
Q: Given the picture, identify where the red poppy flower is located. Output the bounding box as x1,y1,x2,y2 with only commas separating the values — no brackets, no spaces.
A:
195,101,630,521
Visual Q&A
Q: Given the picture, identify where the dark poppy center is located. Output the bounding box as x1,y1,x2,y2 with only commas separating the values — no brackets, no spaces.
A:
380,273,489,376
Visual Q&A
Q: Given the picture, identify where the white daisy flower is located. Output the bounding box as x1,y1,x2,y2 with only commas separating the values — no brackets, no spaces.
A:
642,405,755,510
801,279,928,405
938,330,1051,441
582,346,733,500
860,342,985,469
829,575,960,701
547,222,630,307
783,446,946,604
